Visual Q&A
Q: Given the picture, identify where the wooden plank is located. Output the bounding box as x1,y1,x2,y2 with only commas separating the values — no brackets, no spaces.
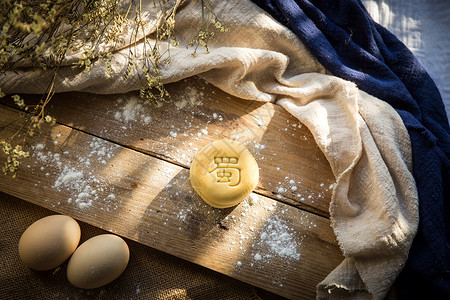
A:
6,77,336,216
0,105,343,299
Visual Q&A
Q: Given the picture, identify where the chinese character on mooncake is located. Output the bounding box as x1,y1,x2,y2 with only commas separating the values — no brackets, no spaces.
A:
190,139,259,208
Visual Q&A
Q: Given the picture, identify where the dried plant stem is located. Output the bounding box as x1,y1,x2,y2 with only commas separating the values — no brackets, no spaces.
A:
1,0,226,176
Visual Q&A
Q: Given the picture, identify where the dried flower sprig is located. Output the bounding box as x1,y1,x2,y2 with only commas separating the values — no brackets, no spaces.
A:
0,92,57,177
187,0,228,57
0,0,226,176
1,141,30,178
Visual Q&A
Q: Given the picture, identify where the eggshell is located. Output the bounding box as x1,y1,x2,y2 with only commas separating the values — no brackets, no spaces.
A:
67,234,129,289
18,215,81,271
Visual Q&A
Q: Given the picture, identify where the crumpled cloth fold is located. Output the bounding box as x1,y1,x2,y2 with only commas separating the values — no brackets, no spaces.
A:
0,1,419,298
248,0,450,298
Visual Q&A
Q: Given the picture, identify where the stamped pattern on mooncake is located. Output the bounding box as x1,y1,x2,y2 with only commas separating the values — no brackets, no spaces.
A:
190,139,259,208
210,157,241,186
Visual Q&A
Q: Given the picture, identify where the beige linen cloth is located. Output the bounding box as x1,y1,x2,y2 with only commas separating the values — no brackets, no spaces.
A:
0,0,418,299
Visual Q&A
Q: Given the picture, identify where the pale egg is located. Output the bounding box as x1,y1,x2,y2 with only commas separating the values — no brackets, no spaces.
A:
67,234,129,289
18,215,81,271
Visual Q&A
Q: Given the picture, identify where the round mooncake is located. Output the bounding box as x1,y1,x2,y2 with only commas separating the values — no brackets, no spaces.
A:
190,139,259,208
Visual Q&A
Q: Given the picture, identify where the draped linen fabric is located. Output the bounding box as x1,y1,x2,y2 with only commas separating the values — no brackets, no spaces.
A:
0,0,421,298
249,0,450,298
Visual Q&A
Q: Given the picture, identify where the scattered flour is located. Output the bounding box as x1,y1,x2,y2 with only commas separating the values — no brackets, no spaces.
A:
174,86,204,109
114,96,152,126
53,167,97,209
34,143,45,151
270,174,336,205
253,253,262,261
32,137,119,210
53,169,84,189
254,214,301,261
223,197,304,267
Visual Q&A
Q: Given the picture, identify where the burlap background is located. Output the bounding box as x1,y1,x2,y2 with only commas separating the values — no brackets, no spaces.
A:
0,191,285,300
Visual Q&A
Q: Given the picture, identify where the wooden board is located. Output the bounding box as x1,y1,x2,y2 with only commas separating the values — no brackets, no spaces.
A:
9,77,336,217
0,78,343,299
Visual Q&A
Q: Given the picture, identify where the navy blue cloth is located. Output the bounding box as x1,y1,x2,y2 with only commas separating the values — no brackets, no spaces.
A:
249,0,450,298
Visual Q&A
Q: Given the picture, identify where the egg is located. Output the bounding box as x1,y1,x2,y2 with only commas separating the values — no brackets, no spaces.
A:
18,215,81,271
67,234,129,289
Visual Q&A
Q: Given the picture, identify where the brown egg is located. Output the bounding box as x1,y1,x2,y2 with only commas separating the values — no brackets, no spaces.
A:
18,215,81,271
67,234,129,289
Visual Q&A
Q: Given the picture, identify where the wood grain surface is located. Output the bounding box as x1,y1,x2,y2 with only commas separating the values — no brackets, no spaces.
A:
10,77,336,216
0,77,343,299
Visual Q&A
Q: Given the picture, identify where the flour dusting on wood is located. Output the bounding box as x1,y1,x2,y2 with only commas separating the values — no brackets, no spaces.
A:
31,137,119,210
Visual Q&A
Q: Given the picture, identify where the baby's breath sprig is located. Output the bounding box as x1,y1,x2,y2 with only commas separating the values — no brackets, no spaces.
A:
187,0,228,57
1,0,226,176
1,141,30,178
0,91,57,177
